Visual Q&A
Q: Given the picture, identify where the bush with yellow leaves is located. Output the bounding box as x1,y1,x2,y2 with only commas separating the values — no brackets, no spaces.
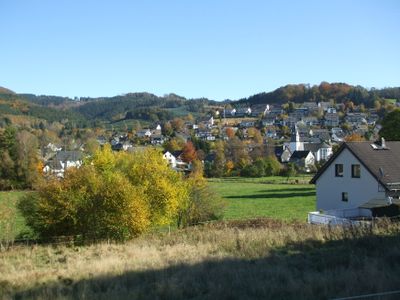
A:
19,145,190,241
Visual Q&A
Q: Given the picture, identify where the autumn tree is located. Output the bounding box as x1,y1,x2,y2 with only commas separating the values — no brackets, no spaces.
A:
19,146,190,241
171,117,184,132
15,130,40,188
345,133,365,142
163,137,185,152
209,141,226,177
226,137,250,169
182,141,197,163
225,127,235,139
162,121,173,137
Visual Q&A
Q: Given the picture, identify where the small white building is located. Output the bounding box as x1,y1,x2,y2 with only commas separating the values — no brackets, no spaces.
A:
162,151,177,168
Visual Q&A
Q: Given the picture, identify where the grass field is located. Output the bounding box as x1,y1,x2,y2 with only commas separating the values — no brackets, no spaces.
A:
1,219,400,299
0,176,315,240
209,176,315,221
0,191,33,241
1,179,400,299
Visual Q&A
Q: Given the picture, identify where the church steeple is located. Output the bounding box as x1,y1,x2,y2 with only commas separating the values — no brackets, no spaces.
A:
289,124,304,152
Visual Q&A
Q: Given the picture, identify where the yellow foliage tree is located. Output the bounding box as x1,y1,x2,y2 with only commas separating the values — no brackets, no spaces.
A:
19,145,188,241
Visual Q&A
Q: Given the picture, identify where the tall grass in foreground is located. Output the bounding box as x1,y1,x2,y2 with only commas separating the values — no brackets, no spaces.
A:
1,218,400,300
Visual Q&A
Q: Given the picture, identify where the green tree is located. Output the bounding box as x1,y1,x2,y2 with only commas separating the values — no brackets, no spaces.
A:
177,163,225,227
379,110,400,141
263,156,281,176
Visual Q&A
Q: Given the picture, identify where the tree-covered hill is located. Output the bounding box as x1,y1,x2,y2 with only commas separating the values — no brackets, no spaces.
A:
1,82,399,127
0,92,87,126
0,86,16,94
73,93,216,122
236,82,400,107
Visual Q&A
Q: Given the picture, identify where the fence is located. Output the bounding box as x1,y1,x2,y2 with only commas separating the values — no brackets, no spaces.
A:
308,211,370,226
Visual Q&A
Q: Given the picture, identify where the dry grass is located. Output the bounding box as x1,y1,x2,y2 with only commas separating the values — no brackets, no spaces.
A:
1,219,400,300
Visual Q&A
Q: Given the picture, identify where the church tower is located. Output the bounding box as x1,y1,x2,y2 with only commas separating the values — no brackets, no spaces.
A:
289,124,304,153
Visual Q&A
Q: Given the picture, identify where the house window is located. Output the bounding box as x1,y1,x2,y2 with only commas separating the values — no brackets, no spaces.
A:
352,164,361,178
342,192,348,202
335,164,343,177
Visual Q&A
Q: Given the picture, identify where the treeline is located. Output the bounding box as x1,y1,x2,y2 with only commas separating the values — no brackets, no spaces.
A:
18,94,74,106
238,82,400,107
0,93,88,127
74,93,214,121
0,127,40,190
1,88,216,125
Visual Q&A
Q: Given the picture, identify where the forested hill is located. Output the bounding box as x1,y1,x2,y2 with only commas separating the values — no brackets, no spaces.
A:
73,93,216,121
1,82,400,127
0,88,218,125
236,82,400,106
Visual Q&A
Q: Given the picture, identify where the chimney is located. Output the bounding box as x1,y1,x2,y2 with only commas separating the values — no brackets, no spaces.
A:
381,137,386,149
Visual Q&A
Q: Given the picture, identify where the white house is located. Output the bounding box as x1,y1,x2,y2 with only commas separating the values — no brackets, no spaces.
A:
310,140,400,215
162,151,177,168
163,150,192,172
304,142,333,162
43,150,83,177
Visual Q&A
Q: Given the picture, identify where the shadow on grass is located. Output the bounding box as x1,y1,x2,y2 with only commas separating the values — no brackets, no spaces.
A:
9,234,400,300
257,187,315,193
226,191,315,199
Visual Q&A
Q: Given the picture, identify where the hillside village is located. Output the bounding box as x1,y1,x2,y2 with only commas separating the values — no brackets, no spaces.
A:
42,99,396,177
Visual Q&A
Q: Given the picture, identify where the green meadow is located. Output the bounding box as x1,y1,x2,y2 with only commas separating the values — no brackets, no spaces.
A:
209,176,315,221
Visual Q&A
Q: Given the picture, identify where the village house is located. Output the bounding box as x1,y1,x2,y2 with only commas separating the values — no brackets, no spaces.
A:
261,115,276,126
301,102,319,113
43,150,83,177
304,142,333,162
239,120,256,128
162,151,177,168
318,101,332,111
324,112,340,127
162,150,191,172
302,116,320,126
331,127,345,142
136,129,152,138
150,134,166,145
289,150,315,171
344,113,367,126
309,140,400,224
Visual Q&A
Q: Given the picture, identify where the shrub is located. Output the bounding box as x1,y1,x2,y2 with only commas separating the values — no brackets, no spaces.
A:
177,175,226,227
19,145,189,241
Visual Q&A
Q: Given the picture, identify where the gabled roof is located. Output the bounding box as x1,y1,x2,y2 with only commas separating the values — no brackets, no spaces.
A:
290,150,312,160
310,141,400,191
54,151,83,162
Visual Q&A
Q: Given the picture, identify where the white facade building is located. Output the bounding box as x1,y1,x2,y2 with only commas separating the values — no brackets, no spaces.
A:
311,141,400,213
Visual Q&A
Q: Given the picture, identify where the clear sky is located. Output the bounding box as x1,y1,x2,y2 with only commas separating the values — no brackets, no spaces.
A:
1,0,399,101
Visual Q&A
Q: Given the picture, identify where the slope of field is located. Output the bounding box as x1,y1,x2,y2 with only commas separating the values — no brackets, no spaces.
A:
0,191,33,241
209,176,315,221
1,219,399,300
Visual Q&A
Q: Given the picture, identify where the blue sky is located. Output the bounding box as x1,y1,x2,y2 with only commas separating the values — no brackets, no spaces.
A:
1,0,399,101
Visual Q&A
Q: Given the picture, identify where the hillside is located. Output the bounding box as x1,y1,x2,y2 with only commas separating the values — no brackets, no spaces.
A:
1,82,399,127
0,92,87,126
237,82,400,106
0,86,15,94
